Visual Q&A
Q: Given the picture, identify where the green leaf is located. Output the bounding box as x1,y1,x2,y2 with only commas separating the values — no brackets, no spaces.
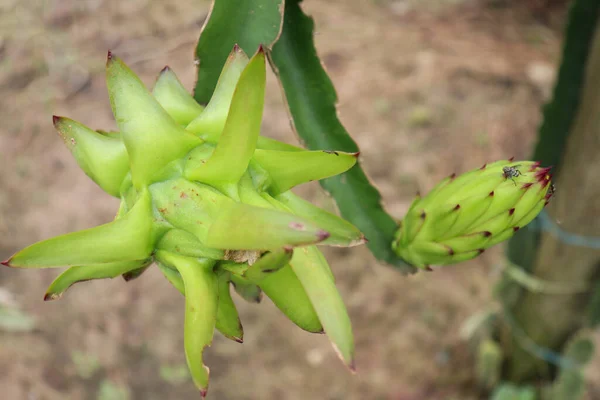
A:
193,0,284,104
269,0,414,273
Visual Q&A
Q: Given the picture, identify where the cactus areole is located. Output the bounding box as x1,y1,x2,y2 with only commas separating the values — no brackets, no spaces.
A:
392,160,554,270
2,46,366,397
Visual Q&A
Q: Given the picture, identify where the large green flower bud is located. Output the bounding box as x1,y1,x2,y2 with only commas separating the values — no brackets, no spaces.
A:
2,45,364,397
392,160,554,270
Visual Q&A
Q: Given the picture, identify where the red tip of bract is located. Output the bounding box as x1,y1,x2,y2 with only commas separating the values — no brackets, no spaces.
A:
200,389,208,398
160,65,170,73
513,227,520,232
447,247,455,256
257,44,265,53
478,249,485,255
233,43,240,52
352,152,360,158
425,266,433,271
453,204,460,211
52,115,61,125
489,191,495,197
349,360,357,374
234,337,243,344
107,50,113,62
483,231,492,237
509,208,515,216
317,230,330,241
449,173,456,180
508,156,515,162
521,182,533,190
529,161,541,171
534,167,552,184
43,293,60,301
480,163,487,170
1,259,11,266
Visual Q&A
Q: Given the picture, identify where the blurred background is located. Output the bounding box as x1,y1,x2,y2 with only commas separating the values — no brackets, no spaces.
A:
0,0,597,399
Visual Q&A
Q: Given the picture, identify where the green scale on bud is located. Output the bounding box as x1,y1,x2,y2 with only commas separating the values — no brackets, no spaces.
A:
2,45,365,397
392,160,554,270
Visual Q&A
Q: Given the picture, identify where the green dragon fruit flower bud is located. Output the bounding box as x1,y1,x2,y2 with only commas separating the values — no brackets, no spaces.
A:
2,45,366,397
392,160,554,270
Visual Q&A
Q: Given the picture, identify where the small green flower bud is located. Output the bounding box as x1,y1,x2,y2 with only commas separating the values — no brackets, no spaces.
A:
392,160,554,269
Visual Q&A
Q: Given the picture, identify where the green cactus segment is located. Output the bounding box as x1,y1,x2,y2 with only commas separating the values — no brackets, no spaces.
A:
106,53,201,188
393,161,553,269
244,248,293,282
230,274,263,303
206,201,330,250
53,117,129,197
185,48,265,194
44,258,152,301
290,246,354,368
275,191,366,248
259,264,323,333
253,149,358,195
4,190,155,268
187,46,249,141
156,251,217,396
152,66,205,126
215,272,244,343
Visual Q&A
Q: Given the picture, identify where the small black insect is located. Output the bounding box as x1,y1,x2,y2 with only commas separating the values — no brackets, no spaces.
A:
502,165,521,185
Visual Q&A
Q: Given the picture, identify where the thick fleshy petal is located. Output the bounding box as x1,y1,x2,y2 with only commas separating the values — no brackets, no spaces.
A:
106,53,201,188
253,149,358,194
185,47,266,193
53,117,129,197
44,259,152,300
155,251,217,396
152,66,205,125
3,190,155,268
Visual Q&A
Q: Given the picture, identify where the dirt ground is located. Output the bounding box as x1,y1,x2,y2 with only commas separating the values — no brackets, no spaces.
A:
1,0,598,399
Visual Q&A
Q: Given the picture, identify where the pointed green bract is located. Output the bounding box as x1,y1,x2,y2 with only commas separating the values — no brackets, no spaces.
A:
185,48,266,190
275,191,366,247
157,262,185,295
187,46,249,141
205,201,330,250
152,66,205,126
156,229,225,260
53,117,129,197
45,259,152,300
254,149,358,195
155,251,217,395
5,190,155,268
106,53,201,188
256,136,303,152
215,272,244,342
244,248,293,282
230,274,263,303
393,161,553,269
290,246,354,368
259,264,323,333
